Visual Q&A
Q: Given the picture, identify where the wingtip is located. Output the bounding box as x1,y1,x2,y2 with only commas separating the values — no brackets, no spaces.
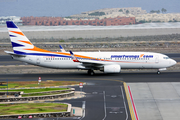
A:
69,51,73,55
59,45,63,49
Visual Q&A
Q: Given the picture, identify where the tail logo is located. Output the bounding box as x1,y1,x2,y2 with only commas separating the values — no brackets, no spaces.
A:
9,31,25,36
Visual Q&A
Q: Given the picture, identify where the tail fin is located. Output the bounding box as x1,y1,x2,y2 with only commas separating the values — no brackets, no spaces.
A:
6,21,34,54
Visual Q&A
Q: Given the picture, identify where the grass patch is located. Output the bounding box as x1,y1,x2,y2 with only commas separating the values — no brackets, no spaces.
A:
0,103,67,115
0,88,69,93
0,81,79,89
22,91,69,97
59,39,65,42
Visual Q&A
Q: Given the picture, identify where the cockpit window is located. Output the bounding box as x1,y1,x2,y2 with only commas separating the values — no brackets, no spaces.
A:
163,57,169,59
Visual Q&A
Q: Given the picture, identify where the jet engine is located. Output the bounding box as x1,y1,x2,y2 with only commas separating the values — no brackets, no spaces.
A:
103,64,121,73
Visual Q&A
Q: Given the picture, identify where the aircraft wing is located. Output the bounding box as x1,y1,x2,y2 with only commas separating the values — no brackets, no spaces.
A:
78,59,113,65
69,51,114,69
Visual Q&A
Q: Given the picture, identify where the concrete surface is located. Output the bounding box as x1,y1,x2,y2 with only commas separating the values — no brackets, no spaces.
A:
71,107,82,117
127,82,180,120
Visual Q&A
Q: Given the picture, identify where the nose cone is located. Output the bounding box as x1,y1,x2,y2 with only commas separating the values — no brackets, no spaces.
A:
171,59,177,66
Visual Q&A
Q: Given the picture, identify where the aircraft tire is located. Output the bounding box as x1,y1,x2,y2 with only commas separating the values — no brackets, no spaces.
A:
157,71,161,75
88,70,94,75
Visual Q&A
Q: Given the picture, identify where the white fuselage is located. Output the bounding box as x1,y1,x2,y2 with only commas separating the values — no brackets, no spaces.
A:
13,52,176,70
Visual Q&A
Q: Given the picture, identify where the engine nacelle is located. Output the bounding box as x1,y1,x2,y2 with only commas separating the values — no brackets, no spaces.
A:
104,64,121,73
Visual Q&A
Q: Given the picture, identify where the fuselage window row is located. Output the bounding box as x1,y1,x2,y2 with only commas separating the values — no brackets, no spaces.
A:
45,57,150,61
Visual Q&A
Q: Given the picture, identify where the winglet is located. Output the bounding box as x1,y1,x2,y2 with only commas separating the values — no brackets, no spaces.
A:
70,51,73,55
69,51,79,62
59,45,66,52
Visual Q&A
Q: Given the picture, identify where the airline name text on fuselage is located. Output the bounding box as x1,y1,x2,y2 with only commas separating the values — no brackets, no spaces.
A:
111,55,153,58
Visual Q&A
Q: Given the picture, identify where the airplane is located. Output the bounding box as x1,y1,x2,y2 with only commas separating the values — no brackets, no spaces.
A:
5,21,177,75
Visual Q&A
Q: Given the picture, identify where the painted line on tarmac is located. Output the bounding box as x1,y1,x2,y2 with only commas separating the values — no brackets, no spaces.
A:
102,91,107,120
124,82,136,120
121,86,128,120
128,86,139,120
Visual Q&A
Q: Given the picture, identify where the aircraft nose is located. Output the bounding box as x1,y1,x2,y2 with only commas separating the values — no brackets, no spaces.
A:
171,59,177,66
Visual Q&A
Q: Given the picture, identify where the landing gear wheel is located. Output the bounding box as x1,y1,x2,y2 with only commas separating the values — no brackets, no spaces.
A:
87,70,95,75
157,71,161,75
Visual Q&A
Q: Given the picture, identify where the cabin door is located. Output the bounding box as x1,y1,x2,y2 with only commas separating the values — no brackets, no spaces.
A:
36,57,41,64
155,55,159,63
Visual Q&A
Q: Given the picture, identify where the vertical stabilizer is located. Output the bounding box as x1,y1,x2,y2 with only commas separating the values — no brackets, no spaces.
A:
6,21,34,54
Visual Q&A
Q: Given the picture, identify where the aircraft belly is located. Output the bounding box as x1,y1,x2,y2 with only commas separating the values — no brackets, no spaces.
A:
120,62,153,69
57,61,79,69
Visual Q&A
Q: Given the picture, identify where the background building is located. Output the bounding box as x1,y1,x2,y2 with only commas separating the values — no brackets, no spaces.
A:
71,7,146,19
136,13,180,22
21,16,135,26
0,16,22,26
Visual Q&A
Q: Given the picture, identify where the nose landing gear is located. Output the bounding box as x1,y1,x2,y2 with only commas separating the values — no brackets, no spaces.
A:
157,71,161,75
157,68,166,75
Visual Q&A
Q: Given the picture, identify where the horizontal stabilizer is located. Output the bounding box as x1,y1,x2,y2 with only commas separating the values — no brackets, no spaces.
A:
4,51,26,57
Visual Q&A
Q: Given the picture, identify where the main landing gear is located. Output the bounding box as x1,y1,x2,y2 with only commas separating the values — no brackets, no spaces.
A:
87,69,95,75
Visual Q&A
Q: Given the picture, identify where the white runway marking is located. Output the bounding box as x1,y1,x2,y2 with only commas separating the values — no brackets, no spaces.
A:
121,86,128,120
102,91,107,120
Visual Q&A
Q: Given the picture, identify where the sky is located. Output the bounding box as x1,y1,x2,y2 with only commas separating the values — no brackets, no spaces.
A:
0,0,180,17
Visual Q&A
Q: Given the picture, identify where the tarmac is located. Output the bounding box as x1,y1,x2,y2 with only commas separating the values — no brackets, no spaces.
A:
0,73,132,120
0,54,180,120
